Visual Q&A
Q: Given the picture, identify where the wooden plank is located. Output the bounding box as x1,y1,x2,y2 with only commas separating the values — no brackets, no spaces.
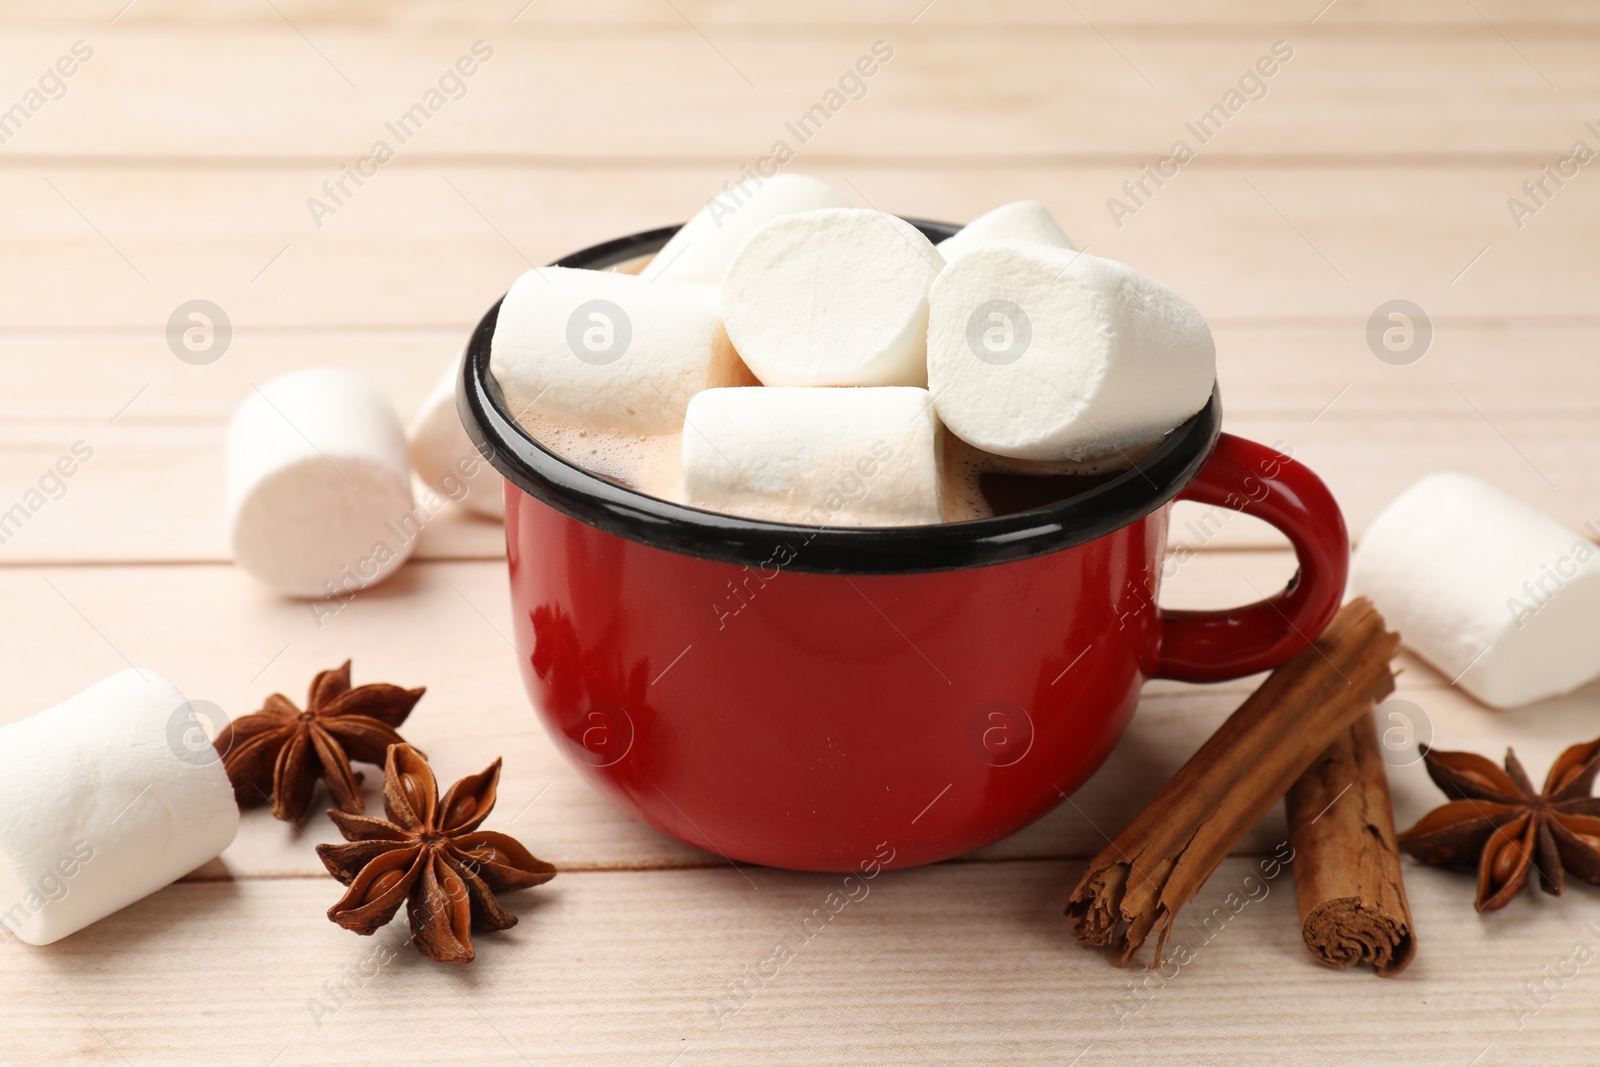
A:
1212,320,1600,418
2,557,1593,878
0,330,466,424
0,422,505,563
9,0,1600,29
0,165,1596,332
3,859,1595,1064
1169,412,1600,549
7,322,1599,426
10,0,1600,28
0,28,1595,162
3,407,1594,560
0,330,508,562
2,319,1593,562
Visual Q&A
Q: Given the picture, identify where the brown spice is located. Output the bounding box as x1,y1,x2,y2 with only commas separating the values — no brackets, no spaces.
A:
1284,711,1416,976
1398,736,1600,911
215,660,424,822
316,744,556,964
1065,598,1400,967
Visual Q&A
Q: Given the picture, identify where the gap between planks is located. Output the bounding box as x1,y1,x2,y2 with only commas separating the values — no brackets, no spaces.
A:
181,852,1093,883
0,153,1591,170
13,14,1600,36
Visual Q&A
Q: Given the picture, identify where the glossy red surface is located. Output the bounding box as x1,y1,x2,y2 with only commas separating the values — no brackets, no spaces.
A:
502,433,1348,871
1155,433,1350,681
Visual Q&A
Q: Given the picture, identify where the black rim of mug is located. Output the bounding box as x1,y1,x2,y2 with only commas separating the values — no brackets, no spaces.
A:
458,218,1222,575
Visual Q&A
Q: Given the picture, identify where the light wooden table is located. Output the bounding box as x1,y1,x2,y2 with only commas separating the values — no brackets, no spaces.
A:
2,2,1598,1063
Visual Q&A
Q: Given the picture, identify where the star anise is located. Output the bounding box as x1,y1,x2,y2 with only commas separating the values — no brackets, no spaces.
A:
214,661,424,823
1398,737,1600,911
315,744,556,964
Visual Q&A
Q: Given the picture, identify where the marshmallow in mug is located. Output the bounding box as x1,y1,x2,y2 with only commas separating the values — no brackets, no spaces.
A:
409,359,504,520
682,386,943,526
641,173,853,285
721,208,945,388
926,242,1215,463
228,368,416,598
1350,473,1600,708
0,669,239,945
935,200,1074,262
490,266,745,435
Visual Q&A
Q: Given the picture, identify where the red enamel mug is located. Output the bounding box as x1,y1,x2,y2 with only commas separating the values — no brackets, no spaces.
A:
460,221,1349,873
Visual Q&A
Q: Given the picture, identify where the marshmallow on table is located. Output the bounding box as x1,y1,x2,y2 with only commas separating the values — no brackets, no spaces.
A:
641,173,853,285
228,368,415,598
491,266,743,435
0,669,239,946
935,200,1074,262
1350,473,1600,708
682,386,942,526
721,208,945,387
926,242,1215,462
409,359,504,520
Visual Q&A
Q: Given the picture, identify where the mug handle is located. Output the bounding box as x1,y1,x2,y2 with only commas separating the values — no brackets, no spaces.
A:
1151,433,1349,683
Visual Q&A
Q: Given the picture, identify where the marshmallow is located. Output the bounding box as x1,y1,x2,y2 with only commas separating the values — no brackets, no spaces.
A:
490,266,743,436
721,208,945,387
936,200,1074,262
1350,473,1600,708
409,359,504,520
642,173,853,284
682,386,943,526
230,369,419,601
228,368,416,598
0,670,239,945
926,243,1215,462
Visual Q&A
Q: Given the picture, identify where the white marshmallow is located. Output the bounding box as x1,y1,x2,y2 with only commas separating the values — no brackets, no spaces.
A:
1350,473,1600,708
0,670,239,946
936,200,1074,262
926,243,1215,462
490,266,743,436
721,208,945,388
408,359,504,520
682,387,943,526
642,173,853,284
228,368,416,598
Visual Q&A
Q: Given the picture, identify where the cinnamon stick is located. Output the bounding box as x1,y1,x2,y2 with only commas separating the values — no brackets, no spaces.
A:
1284,710,1417,976
1066,598,1399,967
